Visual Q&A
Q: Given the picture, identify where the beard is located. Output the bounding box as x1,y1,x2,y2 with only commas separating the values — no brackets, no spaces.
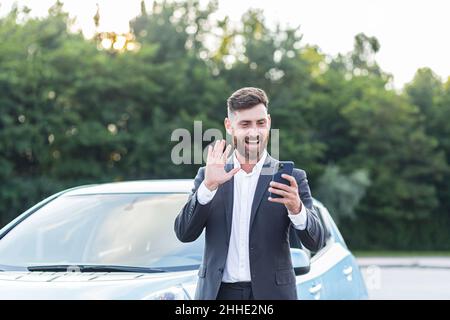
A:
233,134,267,163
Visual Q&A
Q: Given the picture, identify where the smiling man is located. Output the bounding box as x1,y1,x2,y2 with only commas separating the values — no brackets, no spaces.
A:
174,87,325,300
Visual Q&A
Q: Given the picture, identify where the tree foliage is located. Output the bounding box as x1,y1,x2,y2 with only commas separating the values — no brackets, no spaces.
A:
1,1,449,250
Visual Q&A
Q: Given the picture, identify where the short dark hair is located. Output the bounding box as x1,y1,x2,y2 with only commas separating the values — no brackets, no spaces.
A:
227,87,269,115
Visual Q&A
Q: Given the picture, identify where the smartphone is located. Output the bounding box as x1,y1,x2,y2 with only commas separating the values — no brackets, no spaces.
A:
270,161,294,198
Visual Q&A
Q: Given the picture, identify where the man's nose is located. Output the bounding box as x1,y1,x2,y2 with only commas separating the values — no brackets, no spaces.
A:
247,126,259,137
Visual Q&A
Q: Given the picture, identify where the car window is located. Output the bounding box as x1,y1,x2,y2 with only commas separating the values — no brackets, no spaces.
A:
316,205,333,243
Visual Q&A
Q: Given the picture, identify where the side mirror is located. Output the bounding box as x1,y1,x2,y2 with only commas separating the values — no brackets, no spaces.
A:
290,248,311,276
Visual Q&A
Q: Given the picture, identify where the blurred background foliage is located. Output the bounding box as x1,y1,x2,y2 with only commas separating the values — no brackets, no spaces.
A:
1,0,449,250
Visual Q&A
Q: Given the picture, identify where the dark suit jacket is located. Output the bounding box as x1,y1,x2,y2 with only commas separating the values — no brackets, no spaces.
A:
174,153,325,300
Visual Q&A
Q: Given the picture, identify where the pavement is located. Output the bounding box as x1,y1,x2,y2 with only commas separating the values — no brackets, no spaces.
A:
356,257,450,299
356,257,450,269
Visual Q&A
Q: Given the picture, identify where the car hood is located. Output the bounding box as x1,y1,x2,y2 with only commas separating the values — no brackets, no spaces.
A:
0,270,198,300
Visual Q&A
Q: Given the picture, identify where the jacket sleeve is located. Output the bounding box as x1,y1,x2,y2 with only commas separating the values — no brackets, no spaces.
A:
291,168,325,252
174,166,212,242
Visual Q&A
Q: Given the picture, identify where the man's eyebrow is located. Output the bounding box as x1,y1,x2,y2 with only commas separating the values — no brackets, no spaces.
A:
238,118,266,123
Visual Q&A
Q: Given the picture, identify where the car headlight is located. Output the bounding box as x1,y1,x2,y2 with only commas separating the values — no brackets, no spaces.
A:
144,285,189,300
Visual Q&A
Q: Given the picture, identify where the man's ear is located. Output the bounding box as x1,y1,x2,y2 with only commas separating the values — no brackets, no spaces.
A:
267,114,271,130
224,117,233,135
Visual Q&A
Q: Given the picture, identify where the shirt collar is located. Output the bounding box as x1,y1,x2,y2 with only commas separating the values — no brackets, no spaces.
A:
232,149,268,176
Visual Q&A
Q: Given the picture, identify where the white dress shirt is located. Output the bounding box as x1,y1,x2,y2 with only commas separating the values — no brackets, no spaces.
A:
197,150,307,282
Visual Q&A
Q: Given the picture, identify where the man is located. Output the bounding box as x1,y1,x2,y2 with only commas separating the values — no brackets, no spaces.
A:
174,87,325,300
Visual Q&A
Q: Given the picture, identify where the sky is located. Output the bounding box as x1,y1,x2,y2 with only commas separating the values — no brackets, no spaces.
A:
1,0,449,89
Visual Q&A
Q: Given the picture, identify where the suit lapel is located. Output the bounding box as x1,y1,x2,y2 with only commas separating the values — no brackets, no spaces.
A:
249,154,278,233
223,158,234,241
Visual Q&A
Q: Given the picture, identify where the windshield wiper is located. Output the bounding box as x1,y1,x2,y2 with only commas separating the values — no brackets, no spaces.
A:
27,265,168,273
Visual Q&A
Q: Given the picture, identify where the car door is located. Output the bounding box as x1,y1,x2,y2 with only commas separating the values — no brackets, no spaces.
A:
291,203,360,300
313,204,361,299
289,220,325,300
295,248,325,301
297,274,324,300
320,251,359,299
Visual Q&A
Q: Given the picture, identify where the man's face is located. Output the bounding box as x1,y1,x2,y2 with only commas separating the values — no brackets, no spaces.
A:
225,103,271,162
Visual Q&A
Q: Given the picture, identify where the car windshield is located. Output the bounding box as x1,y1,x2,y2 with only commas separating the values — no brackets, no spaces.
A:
0,193,204,271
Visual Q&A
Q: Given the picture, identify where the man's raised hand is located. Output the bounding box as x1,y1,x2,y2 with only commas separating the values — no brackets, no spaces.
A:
203,139,240,191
